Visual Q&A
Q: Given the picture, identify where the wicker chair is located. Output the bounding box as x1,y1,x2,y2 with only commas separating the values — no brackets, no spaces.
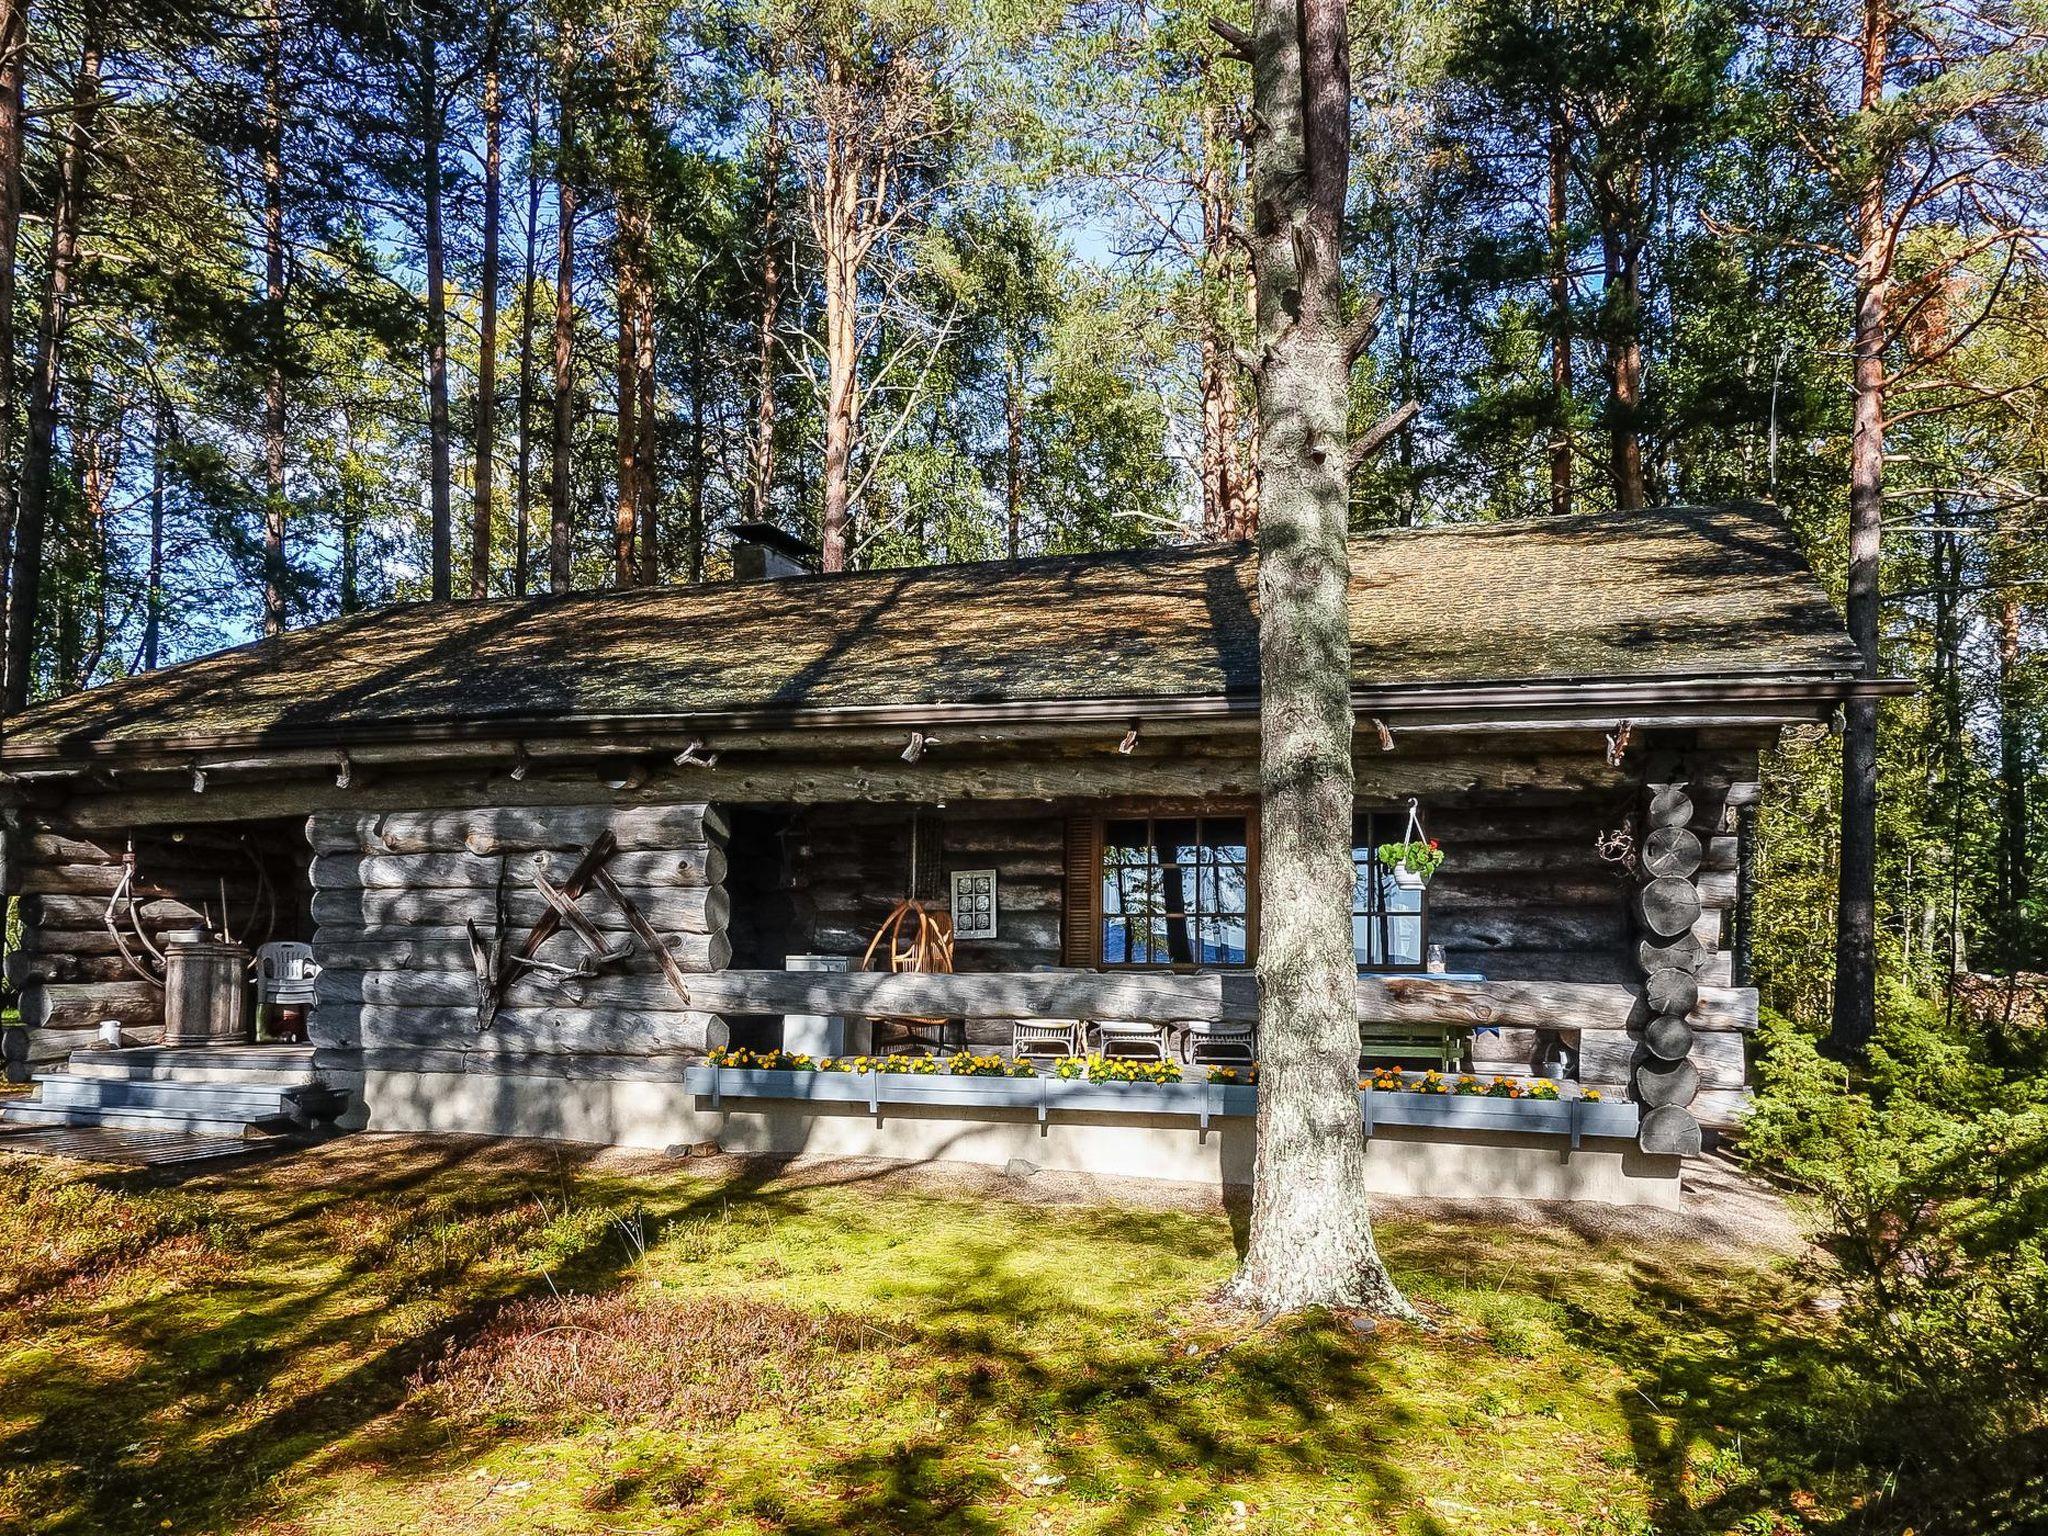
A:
861,899,964,1055
1181,1018,1256,1066
1010,1017,1081,1068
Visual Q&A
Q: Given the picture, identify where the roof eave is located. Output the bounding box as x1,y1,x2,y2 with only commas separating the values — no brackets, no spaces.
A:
0,670,1902,779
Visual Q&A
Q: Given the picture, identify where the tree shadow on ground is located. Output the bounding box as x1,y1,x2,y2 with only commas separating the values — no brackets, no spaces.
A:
0,1137,783,1535
1544,1242,2048,1536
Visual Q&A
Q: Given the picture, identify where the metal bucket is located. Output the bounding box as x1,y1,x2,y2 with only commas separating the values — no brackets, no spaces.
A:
163,931,252,1047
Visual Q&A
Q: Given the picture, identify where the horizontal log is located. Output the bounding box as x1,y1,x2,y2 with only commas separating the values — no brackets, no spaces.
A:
1634,1057,1701,1108
1441,949,1635,984
1637,877,1702,939
17,862,130,895
311,883,726,935
672,969,1760,1032
20,1022,166,1061
5,950,143,986
23,831,119,864
312,928,731,976
306,803,727,857
19,981,163,1029
57,756,1267,830
1426,874,1626,911
1576,1080,1750,1127
310,846,725,893
1432,841,1612,877
1430,906,1628,952
15,925,125,956
20,893,208,930
314,963,722,1012
940,822,1065,856
1576,1026,1746,1089
1638,1104,1702,1156
309,1002,724,1054
806,915,1064,955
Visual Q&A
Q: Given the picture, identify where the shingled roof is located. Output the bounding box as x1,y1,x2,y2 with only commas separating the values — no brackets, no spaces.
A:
0,503,1865,763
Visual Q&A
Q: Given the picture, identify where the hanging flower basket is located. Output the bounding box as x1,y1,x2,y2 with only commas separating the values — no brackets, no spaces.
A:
1378,841,1442,889
1377,799,1443,889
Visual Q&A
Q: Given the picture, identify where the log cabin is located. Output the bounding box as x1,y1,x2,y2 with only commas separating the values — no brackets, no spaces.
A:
0,503,1898,1204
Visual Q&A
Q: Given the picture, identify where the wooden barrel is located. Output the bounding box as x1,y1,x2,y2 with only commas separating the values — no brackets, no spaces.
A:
163,934,252,1047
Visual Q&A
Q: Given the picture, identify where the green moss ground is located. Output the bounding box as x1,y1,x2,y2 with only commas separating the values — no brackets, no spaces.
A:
0,1137,1858,1535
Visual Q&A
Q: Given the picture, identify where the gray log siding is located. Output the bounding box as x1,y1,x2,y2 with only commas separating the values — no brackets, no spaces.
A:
305,802,730,1064
5,741,1759,1133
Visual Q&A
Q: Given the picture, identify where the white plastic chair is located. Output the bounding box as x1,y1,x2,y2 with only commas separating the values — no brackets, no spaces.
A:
254,942,321,1038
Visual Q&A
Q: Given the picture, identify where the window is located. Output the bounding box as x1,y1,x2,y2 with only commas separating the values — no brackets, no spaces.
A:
1352,811,1426,970
1100,816,1252,967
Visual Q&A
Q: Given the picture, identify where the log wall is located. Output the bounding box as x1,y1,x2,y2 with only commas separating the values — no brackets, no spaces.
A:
305,802,732,1071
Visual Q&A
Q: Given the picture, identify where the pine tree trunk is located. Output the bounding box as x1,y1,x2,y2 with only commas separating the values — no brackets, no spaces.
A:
748,95,783,526
1222,0,1412,1321
340,406,362,613
1548,105,1572,518
635,268,657,584
614,215,639,588
144,393,166,669
4,40,98,714
514,84,539,596
0,0,28,674
1005,350,1023,558
548,18,578,596
1599,210,1645,511
262,0,288,634
471,43,501,599
1831,0,1889,1057
819,59,858,574
1996,590,2028,954
686,304,705,581
423,35,453,601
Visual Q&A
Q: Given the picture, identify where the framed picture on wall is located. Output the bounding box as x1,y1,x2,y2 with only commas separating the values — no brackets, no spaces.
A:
950,869,998,940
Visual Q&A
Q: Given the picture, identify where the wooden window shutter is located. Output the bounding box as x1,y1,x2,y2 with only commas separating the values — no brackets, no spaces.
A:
1061,817,1102,967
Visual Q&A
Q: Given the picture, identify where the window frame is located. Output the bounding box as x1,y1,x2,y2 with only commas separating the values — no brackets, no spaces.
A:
1067,804,1432,972
1093,810,1260,971
1351,808,1430,973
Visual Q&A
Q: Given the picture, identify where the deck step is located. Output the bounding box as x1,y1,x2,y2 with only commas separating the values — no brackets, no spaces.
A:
0,1100,289,1138
5,1043,345,1139
30,1075,306,1119
65,1046,318,1085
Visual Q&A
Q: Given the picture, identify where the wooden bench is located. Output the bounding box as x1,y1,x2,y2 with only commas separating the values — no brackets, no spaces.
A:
1358,1023,1465,1072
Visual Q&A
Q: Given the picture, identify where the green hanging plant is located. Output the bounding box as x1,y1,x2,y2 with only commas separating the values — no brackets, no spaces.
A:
1376,838,1444,884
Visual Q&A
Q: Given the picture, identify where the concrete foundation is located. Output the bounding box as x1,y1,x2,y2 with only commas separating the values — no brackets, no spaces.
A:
357,1068,1683,1208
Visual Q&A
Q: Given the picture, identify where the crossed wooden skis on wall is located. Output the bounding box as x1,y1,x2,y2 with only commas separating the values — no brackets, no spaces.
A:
465,829,696,1030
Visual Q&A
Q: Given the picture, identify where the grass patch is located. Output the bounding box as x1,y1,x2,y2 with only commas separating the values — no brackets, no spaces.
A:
0,1136,1969,1535
418,1291,882,1429
0,1161,242,1309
